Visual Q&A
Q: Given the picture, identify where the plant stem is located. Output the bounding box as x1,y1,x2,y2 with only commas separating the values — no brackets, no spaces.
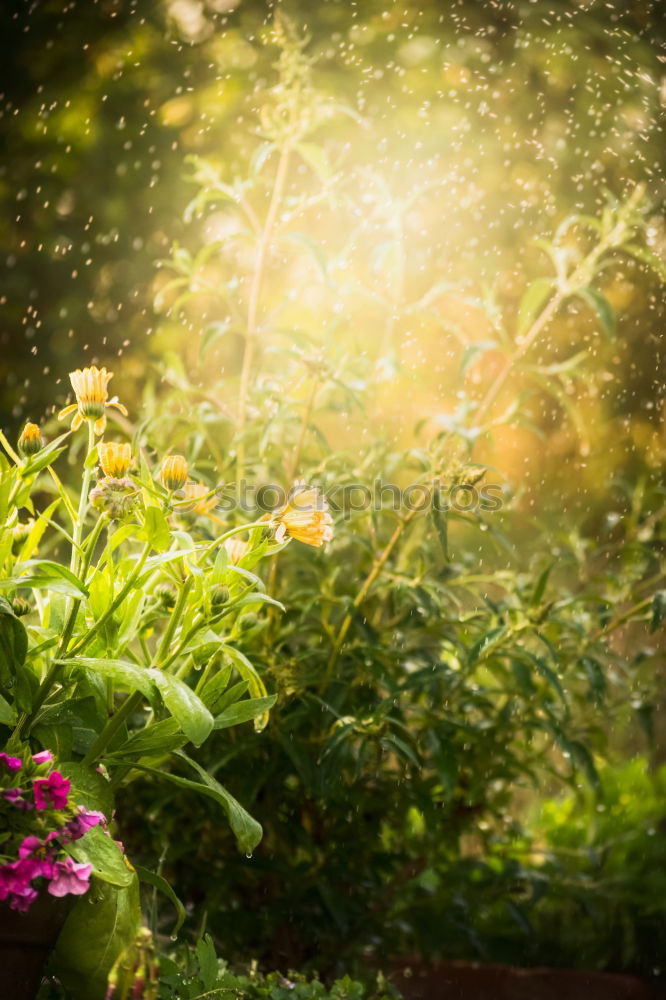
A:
474,183,645,427
236,145,290,477
326,506,420,676
81,690,144,766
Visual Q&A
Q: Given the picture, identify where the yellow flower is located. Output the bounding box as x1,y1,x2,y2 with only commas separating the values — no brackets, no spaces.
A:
160,455,188,491
180,481,218,515
58,366,128,435
18,422,43,456
274,484,333,547
225,537,248,564
99,441,132,478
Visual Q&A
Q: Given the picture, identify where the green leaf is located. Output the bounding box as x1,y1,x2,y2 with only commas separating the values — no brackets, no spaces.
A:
196,933,219,990
135,865,186,936
67,826,134,887
516,278,554,337
110,718,188,759
146,670,213,746
221,645,271,731
574,287,616,340
0,691,16,725
66,657,155,700
139,507,172,552
116,754,263,855
0,596,27,685
213,694,277,730
58,761,115,817
51,876,141,1000
15,559,90,597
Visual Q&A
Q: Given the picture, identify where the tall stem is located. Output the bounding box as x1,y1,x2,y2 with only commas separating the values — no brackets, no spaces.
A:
236,146,290,477
473,184,645,428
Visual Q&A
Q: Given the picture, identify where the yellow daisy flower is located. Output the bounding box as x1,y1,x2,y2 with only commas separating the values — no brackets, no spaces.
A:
58,366,128,435
99,441,132,478
225,537,249,564
180,481,218,515
274,484,333,547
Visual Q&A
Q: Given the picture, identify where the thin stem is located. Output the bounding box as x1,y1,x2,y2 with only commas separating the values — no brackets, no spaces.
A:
474,184,645,428
155,576,194,666
81,690,143,766
326,507,420,676
236,145,291,476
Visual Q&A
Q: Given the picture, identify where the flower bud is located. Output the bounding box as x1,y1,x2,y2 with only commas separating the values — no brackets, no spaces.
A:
211,585,230,607
18,422,43,457
11,597,31,617
160,455,188,491
99,441,132,478
154,582,177,610
89,477,138,520
239,612,258,631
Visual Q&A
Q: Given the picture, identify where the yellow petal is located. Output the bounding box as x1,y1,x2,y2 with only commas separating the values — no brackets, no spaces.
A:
71,412,84,431
58,403,78,420
94,415,107,435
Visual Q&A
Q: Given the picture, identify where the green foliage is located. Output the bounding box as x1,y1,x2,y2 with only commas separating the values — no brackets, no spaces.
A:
157,934,401,1000
113,17,666,981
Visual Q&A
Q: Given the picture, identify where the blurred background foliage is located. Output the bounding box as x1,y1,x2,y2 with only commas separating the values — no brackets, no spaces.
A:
2,0,666,988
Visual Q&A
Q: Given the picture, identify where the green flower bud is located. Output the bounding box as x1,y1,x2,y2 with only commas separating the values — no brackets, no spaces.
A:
11,597,31,617
154,582,177,610
211,585,230,607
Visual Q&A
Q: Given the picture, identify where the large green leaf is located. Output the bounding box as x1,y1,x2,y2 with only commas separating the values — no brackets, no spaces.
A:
51,876,141,1000
146,669,213,746
67,826,134,888
114,754,263,855
66,657,156,700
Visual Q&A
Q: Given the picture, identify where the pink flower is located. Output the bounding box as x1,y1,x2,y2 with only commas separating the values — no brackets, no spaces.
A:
32,750,54,765
10,886,38,912
0,859,54,900
48,858,92,898
0,753,22,773
18,836,43,859
33,771,70,811
1,787,29,808
62,807,105,842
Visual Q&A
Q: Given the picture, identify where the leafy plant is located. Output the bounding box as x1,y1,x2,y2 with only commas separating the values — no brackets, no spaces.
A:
114,17,666,978
0,362,331,994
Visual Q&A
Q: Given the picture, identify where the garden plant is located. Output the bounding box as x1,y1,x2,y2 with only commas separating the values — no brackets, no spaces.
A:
1,2,665,999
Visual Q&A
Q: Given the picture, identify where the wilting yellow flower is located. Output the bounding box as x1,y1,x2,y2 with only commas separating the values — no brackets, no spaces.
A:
18,422,43,456
274,484,333,547
99,441,132,478
225,537,248,564
180,481,218,515
58,366,128,435
160,454,188,491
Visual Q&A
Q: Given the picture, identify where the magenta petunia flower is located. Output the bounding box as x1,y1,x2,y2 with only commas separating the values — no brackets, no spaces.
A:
48,858,92,898
62,807,106,842
0,753,22,773
33,771,70,811
18,836,43,859
9,886,38,912
32,750,54,765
